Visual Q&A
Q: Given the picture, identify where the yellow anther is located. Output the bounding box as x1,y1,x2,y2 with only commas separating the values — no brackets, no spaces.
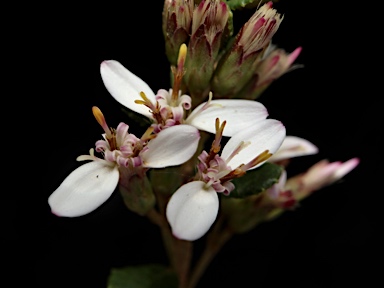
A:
177,43,187,70
171,43,188,103
141,126,156,142
92,106,112,137
245,150,272,170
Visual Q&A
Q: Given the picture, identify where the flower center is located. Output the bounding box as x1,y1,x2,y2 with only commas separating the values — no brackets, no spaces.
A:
91,106,155,168
134,44,192,133
196,118,272,195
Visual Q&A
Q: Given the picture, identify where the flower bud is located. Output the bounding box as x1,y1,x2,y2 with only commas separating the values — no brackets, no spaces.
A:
211,1,282,98
183,0,232,103
162,0,194,66
236,45,302,100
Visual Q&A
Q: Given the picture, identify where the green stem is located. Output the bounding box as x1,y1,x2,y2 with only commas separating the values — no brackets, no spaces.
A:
149,187,194,288
187,214,233,288
173,238,193,288
146,208,175,268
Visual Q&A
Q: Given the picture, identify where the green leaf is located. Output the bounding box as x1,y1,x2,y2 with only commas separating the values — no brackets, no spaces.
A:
107,264,178,288
229,162,283,198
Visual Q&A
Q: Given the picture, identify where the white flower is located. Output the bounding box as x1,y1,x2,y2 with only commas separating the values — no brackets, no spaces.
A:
48,107,200,217
166,118,286,241
100,59,268,136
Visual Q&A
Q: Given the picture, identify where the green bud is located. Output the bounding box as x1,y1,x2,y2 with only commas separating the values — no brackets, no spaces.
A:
162,0,194,66
235,45,303,100
183,0,232,103
211,1,282,98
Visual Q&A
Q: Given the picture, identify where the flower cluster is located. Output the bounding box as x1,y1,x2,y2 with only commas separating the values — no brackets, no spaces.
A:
47,1,359,287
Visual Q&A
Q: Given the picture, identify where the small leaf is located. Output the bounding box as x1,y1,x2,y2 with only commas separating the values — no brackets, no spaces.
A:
229,162,283,198
107,264,178,288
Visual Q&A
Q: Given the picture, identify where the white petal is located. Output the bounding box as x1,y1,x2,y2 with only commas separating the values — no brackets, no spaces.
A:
48,161,119,217
186,99,268,136
222,119,286,170
268,135,318,162
100,60,156,118
141,125,200,168
166,181,219,241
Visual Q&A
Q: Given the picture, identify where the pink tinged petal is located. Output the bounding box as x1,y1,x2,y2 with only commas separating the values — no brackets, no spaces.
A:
186,99,268,136
100,60,156,118
48,161,119,217
141,125,200,168
287,46,302,66
222,119,286,170
268,135,319,162
332,157,360,181
302,158,359,191
166,181,219,241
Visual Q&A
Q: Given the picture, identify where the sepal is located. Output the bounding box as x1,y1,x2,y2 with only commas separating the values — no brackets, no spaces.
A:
119,174,155,216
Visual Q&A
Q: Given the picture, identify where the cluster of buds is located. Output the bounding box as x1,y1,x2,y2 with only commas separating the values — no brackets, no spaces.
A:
162,0,300,105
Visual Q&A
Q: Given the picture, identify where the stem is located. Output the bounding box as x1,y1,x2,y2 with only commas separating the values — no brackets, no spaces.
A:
173,238,193,288
187,213,233,288
146,208,175,268
148,187,194,288
148,186,179,267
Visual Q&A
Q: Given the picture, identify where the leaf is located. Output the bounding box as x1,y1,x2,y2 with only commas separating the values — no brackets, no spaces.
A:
107,264,178,288
229,162,283,198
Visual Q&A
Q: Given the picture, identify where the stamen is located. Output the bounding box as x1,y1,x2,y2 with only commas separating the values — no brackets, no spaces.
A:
242,150,272,171
136,91,164,124
141,126,156,142
135,92,158,112
206,118,226,164
212,118,226,154
76,148,97,161
92,106,112,138
224,141,251,164
201,91,214,111
171,43,187,104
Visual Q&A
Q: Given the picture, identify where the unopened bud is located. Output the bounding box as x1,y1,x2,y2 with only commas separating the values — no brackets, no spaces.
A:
183,0,232,104
236,45,302,100
211,1,282,98
162,0,194,65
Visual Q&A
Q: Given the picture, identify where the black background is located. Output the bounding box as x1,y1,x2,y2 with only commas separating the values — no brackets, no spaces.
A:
17,1,380,287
